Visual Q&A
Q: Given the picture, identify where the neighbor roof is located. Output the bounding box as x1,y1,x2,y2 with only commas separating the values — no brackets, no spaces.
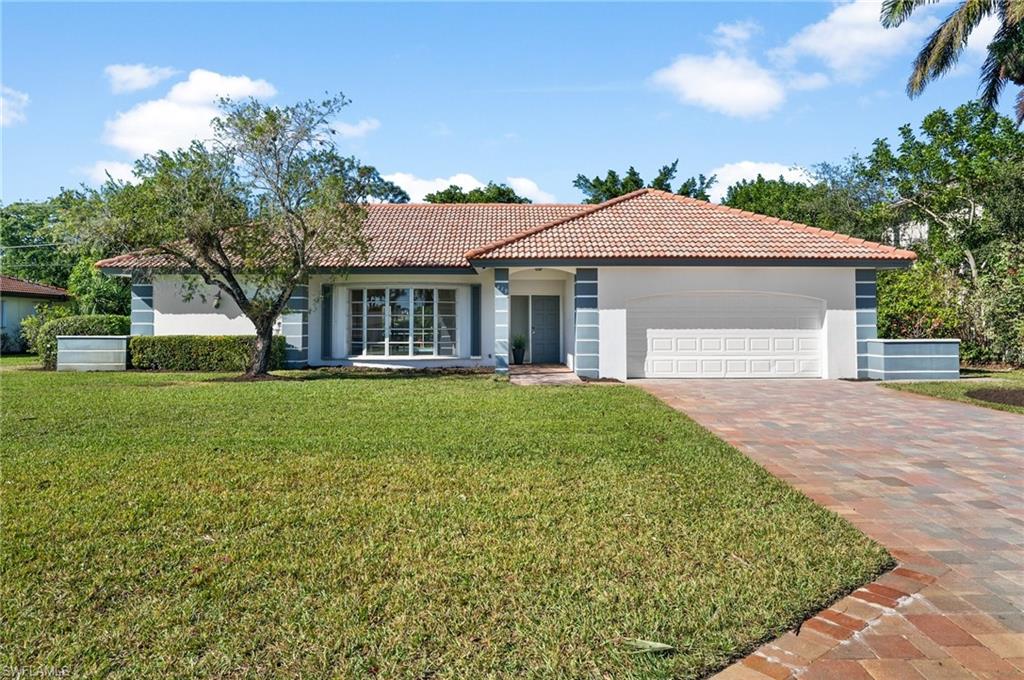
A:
96,191,915,272
465,189,917,263
0,275,69,300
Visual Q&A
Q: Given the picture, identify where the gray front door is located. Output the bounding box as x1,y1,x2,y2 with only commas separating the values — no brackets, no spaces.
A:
530,296,560,364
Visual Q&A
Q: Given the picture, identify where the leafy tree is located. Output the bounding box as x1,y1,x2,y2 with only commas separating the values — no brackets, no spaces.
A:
881,0,1024,122
573,160,716,203
424,182,530,204
0,195,81,287
66,256,130,315
863,101,1024,279
74,94,407,377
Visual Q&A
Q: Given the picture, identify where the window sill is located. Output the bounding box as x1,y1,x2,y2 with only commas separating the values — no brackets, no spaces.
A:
346,355,462,361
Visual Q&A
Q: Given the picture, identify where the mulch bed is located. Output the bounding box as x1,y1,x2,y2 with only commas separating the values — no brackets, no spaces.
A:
965,388,1024,408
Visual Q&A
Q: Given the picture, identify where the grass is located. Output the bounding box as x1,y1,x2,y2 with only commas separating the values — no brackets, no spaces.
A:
1,358,891,678
882,368,1024,415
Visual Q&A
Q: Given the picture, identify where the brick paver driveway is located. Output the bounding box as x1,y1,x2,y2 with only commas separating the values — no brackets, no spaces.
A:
637,379,1024,680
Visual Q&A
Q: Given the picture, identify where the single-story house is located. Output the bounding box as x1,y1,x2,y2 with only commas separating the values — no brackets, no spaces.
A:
97,188,918,380
0,275,70,351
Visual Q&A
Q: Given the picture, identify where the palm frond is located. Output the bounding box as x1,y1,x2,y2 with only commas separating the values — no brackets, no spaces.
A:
1006,0,1024,26
881,0,941,28
978,19,1018,106
1017,88,1024,124
908,0,997,96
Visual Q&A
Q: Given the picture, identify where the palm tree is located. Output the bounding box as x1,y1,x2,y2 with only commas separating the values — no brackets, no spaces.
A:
882,0,1024,122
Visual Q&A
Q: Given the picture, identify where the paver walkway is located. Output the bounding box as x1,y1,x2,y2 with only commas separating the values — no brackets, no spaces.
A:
509,364,583,385
636,379,1024,680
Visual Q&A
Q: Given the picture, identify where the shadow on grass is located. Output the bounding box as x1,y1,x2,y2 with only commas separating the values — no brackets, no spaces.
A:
202,367,498,384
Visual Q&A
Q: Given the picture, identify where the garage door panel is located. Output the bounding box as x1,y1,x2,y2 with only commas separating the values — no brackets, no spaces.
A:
628,291,825,379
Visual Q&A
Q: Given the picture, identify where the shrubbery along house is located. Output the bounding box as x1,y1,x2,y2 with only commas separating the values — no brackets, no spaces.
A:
98,188,923,380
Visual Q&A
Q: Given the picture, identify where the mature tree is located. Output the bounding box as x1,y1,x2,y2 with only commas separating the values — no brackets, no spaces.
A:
881,0,1024,122
75,94,408,377
863,101,1024,278
0,194,81,287
424,182,530,204
573,160,716,203
66,256,131,315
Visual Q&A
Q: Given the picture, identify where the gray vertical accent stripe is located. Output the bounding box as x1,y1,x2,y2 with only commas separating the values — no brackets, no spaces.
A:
321,284,333,361
855,269,877,378
574,268,599,379
282,284,309,368
130,281,154,336
494,269,509,372
471,284,482,357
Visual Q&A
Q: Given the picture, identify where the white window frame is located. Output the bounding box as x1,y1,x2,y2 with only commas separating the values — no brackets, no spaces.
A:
348,286,458,358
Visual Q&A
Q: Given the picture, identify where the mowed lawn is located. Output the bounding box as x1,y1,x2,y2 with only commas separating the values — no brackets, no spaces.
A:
1,359,891,678
882,368,1024,415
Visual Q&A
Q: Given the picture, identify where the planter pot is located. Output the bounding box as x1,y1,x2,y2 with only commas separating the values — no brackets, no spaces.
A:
512,347,526,365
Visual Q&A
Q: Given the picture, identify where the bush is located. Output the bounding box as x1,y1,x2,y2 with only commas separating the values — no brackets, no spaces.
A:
37,315,130,369
979,240,1024,366
129,335,286,372
20,303,73,354
1,332,18,354
877,262,963,340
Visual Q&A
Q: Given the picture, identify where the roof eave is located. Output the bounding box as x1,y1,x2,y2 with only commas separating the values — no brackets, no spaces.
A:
468,256,916,269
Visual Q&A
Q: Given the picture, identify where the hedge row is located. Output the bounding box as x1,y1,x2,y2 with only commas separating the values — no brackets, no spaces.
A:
129,335,286,371
38,315,130,369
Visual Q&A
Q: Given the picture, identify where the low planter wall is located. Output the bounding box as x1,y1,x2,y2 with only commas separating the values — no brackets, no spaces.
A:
864,339,960,381
57,335,128,372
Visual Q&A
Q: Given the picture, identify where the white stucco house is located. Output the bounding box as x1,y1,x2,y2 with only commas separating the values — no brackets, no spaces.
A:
97,189,923,380
0,275,70,351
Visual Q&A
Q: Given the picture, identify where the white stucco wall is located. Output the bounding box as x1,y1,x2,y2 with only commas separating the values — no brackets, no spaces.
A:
152,276,257,336
2,296,67,347
597,267,858,379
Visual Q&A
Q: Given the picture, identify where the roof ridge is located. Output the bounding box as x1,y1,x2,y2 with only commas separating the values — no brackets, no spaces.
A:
646,189,917,258
464,188,652,259
0,273,69,293
369,202,586,208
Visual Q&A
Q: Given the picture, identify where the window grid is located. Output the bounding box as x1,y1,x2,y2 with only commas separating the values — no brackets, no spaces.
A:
349,287,457,358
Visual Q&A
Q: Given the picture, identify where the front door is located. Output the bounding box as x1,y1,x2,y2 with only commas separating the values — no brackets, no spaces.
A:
530,296,560,364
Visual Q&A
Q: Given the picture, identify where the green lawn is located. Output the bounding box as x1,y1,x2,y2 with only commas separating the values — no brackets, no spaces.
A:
882,368,1024,415
1,359,891,678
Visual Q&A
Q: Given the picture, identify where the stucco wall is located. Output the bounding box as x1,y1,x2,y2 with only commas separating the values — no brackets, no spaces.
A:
1,296,57,345
597,267,858,379
152,276,257,336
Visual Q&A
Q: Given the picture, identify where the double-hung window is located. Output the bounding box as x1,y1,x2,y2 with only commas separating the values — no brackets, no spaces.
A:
349,287,457,357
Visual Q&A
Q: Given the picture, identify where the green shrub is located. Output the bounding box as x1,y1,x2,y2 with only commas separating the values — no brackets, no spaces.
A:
20,303,73,354
129,335,286,372
37,315,130,369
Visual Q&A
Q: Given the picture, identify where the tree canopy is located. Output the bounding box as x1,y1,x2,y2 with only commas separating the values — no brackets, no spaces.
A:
424,182,530,204
573,160,716,203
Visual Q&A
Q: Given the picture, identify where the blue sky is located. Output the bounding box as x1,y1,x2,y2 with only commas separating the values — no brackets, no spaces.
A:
1,1,1013,204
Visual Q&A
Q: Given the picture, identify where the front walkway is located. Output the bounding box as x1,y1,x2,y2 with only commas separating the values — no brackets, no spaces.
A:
636,379,1024,680
508,364,583,386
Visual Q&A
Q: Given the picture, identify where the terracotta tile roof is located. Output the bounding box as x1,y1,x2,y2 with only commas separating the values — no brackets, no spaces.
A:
96,203,588,271
0,275,69,299
96,191,916,271
466,189,917,262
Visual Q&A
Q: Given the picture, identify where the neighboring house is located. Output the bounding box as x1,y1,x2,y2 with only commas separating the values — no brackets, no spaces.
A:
0,275,70,350
97,189,916,379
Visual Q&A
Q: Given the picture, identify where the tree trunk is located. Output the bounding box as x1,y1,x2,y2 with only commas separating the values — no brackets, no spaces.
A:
246,319,276,378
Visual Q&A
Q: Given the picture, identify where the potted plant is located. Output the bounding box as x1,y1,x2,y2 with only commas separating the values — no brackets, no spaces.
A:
511,334,527,365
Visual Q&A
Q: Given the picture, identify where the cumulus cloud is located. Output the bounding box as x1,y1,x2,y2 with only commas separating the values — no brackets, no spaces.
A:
1,85,30,127
82,160,137,184
787,72,830,91
383,172,557,203
103,69,276,157
707,161,813,203
334,117,381,139
506,177,556,203
771,0,938,81
650,53,786,118
712,20,761,50
382,172,486,202
104,64,178,93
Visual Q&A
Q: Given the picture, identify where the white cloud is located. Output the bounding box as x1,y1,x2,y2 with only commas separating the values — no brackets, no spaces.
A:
771,0,938,81
382,172,556,203
787,72,830,91
383,172,485,202
104,64,178,93
82,160,137,184
712,20,761,50
335,117,380,139
103,69,276,156
651,53,786,118
506,177,556,203
965,14,999,55
1,85,29,127
707,161,813,203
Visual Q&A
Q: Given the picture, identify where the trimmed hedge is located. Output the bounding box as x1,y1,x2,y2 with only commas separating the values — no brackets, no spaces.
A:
129,335,286,372
38,315,130,369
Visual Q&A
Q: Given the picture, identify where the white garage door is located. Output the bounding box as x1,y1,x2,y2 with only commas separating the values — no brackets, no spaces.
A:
627,292,824,378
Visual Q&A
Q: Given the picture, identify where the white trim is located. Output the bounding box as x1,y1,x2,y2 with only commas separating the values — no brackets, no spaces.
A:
863,353,960,359
865,368,960,374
